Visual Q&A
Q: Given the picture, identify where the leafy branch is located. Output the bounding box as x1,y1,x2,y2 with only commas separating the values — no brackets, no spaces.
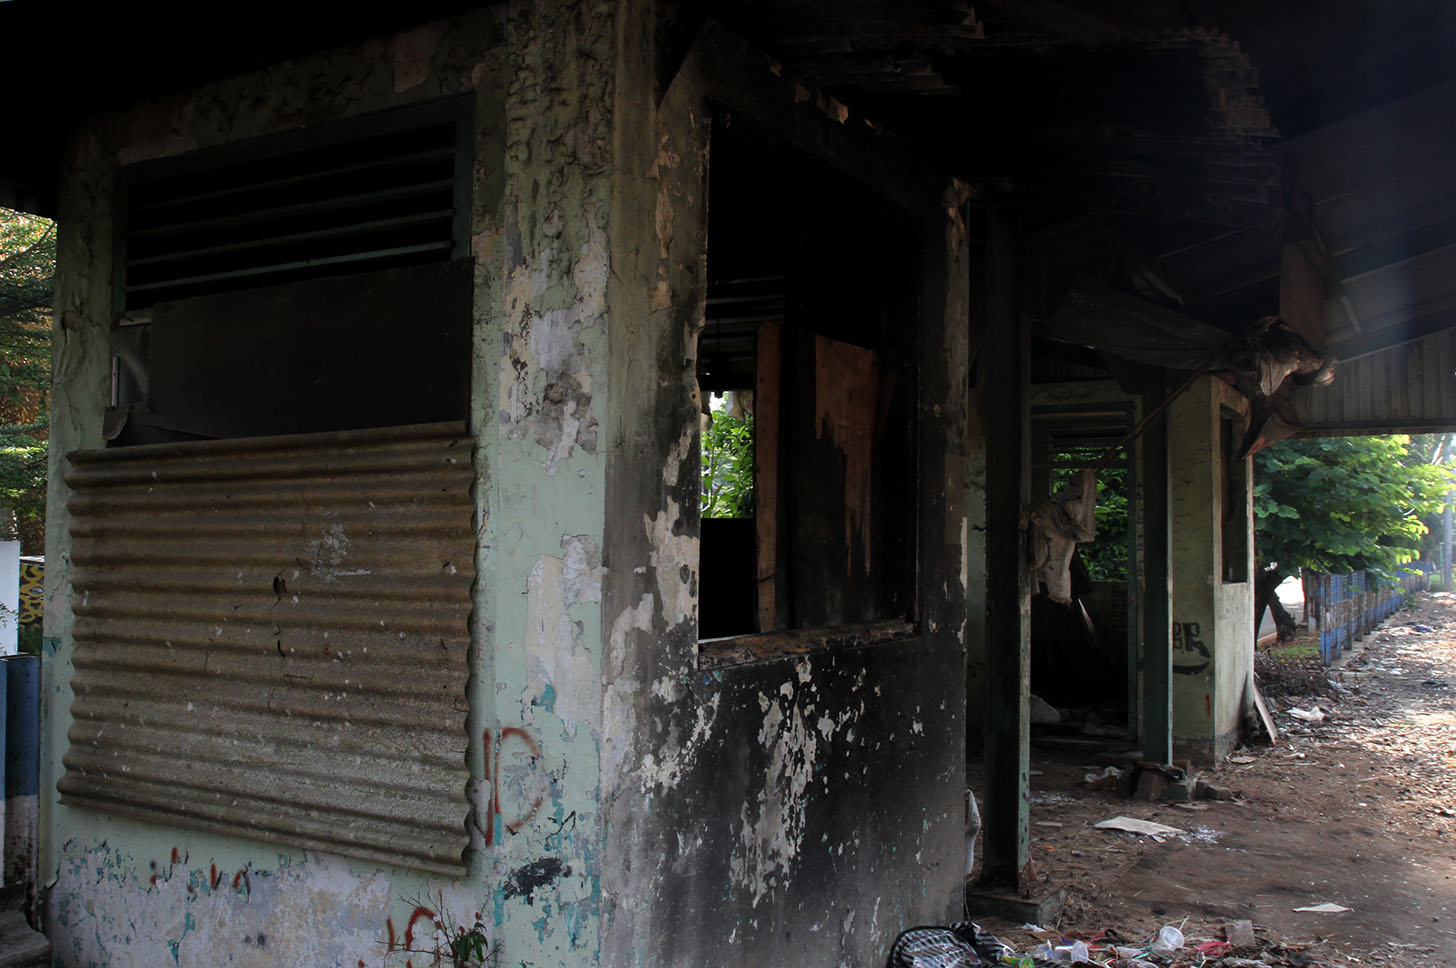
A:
701,403,754,519
381,892,496,968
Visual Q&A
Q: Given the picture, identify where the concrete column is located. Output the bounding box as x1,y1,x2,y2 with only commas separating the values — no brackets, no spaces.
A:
1168,376,1253,762
1140,377,1173,765
980,211,1030,888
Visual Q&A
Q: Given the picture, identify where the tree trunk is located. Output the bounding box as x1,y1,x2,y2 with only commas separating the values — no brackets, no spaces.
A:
1254,564,1288,642
1267,589,1297,640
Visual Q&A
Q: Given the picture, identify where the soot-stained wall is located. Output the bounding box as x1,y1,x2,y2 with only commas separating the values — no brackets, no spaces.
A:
599,29,971,967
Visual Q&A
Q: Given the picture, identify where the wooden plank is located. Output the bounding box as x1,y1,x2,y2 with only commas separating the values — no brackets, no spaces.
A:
1279,241,1325,348
1325,300,1456,361
698,618,915,668
1249,671,1279,745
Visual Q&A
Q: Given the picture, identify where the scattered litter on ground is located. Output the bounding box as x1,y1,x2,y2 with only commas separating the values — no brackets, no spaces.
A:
1288,706,1325,722
1224,920,1257,947
887,919,1303,968
1292,902,1351,913
1094,817,1185,839
971,591,1456,967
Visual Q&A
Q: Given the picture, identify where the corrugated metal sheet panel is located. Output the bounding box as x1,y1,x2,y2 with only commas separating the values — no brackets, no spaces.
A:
61,421,474,875
1295,329,1456,434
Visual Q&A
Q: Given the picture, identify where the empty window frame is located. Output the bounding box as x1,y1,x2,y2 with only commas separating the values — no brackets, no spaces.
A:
696,120,919,653
108,100,475,444
1221,407,1248,584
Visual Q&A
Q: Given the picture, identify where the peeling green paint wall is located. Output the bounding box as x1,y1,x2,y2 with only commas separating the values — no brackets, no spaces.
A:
1169,376,1253,762
39,7,621,965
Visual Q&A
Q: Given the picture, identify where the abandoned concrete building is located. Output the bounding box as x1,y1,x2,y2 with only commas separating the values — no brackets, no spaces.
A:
2,1,1454,964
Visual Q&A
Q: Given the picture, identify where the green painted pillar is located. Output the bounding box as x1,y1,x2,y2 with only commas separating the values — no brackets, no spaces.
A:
980,211,1030,888
1141,376,1174,765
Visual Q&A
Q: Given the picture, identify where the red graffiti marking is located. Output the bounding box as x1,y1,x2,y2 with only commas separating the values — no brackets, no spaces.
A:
149,846,186,888
403,905,437,949
477,726,545,846
383,905,443,968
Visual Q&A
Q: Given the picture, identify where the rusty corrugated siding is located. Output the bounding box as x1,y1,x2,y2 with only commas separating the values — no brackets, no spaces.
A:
61,421,474,875
1295,330,1456,434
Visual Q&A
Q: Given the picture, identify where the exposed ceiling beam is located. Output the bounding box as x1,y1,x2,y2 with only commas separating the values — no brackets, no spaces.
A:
1332,214,1456,282
974,0,1135,43
1327,299,1456,362
1266,22,1456,137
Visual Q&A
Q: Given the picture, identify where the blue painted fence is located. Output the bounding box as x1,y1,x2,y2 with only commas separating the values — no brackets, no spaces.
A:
1306,563,1431,665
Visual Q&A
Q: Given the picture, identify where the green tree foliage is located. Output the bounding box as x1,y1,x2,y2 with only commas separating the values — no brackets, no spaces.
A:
701,403,754,519
1252,434,1452,635
1254,435,1447,577
0,208,55,551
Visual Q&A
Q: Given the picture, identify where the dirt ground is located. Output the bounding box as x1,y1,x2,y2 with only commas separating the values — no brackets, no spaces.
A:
969,591,1456,967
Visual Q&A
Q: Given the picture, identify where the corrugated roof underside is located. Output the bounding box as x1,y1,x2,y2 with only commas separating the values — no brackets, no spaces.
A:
1296,331,1456,434
61,421,475,875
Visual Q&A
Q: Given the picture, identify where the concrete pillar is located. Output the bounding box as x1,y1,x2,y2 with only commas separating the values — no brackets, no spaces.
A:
979,211,1031,888
1140,377,1173,765
1168,375,1253,762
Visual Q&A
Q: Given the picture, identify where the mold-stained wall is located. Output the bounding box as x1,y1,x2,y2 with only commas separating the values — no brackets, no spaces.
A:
1169,376,1253,762
598,29,971,966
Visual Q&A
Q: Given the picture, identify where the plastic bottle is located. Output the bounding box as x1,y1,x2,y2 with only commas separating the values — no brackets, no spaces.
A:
1149,925,1185,957
1054,941,1090,963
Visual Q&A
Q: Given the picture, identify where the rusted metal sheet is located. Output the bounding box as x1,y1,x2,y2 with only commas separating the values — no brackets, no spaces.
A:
61,421,474,875
1294,329,1456,434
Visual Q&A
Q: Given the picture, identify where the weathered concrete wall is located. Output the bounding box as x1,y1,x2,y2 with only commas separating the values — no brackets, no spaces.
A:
41,5,971,966
39,7,619,965
1169,376,1252,762
1212,384,1254,760
598,32,971,966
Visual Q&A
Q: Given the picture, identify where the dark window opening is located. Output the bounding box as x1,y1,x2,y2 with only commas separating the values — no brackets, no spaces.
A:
107,101,474,446
697,115,919,647
1221,407,1248,583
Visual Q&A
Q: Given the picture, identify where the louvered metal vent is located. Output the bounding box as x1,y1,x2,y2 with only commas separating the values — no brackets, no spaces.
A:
61,421,475,875
120,101,470,311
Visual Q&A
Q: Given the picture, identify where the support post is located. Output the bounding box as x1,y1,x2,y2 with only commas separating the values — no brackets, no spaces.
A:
979,211,1030,888
1443,491,1451,591
1141,375,1174,765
